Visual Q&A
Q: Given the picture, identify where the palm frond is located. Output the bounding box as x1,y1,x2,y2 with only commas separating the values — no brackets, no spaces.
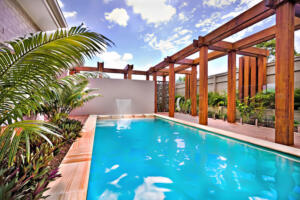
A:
0,25,113,124
0,120,60,166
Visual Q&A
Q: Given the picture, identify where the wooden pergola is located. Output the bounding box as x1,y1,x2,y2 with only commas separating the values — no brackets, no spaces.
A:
72,0,300,146
147,0,300,146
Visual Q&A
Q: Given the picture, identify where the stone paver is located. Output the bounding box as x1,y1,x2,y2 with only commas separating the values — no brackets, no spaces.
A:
159,112,300,149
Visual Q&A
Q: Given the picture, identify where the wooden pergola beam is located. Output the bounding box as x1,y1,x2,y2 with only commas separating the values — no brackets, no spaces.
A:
158,69,191,75
233,17,300,50
203,1,275,44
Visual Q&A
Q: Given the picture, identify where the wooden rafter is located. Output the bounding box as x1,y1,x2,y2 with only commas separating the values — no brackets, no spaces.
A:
233,17,300,50
203,1,275,44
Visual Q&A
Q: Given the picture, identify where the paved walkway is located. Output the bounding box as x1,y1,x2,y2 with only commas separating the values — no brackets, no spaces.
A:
159,112,300,149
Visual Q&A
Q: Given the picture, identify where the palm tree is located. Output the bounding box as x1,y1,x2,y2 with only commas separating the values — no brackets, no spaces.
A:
0,25,113,165
40,74,101,122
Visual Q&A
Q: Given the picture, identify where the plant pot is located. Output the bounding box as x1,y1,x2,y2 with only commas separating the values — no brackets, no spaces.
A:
240,118,243,124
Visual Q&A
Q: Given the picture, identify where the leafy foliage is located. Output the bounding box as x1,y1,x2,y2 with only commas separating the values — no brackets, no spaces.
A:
39,75,100,122
208,92,227,107
0,25,112,125
256,38,300,61
0,25,112,198
295,88,300,110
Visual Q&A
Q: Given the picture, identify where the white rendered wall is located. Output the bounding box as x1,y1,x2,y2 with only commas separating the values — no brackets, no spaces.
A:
71,78,154,115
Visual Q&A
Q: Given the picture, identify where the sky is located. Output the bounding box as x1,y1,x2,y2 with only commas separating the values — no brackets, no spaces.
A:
57,0,300,80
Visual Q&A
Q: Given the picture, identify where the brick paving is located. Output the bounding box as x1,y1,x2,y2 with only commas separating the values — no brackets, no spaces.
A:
159,112,300,149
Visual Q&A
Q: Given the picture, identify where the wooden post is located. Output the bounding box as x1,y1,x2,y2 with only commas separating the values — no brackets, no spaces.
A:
153,72,157,113
250,57,257,97
199,46,208,125
124,73,127,79
244,56,250,102
162,75,166,112
191,65,197,116
98,62,104,78
185,75,190,99
227,51,236,123
169,63,175,117
69,69,75,75
238,57,244,101
257,56,264,92
275,1,295,145
127,64,133,80
263,56,267,87
146,74,149,80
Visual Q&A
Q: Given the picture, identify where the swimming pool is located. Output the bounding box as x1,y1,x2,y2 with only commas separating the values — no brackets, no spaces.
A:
87,117,300,200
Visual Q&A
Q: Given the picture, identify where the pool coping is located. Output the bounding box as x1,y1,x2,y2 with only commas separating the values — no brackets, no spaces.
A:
154,113,300,158
45,115,97,200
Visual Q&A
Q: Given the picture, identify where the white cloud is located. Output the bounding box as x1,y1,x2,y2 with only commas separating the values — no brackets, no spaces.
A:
105,8,129,27
144,28,192,56
123,53,133,61
221,11,242,20
195,12,222,33
126,0,176,26
224,16,274,42
238,0,261,9
178,12,188,22
63,11,77,18
57,0,64,8
179,2,188,9
98,51,133,69
203,0,237,8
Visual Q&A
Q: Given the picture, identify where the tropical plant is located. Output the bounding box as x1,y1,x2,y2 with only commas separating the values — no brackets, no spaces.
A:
237,97,254,123
0,25,112,166
208,92,227,107
181,99,191,114
39,75,100,123
208,92,227,119
295,88,300,110
0,25,112,198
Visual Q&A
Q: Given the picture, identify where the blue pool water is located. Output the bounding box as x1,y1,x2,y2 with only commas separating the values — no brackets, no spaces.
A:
87,118,300,200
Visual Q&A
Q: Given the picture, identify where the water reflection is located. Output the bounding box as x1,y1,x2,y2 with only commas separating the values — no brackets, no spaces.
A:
116,119,131,130
134,176,173,200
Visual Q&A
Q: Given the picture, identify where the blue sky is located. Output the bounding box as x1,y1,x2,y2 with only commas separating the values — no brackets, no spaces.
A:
57,0,300,79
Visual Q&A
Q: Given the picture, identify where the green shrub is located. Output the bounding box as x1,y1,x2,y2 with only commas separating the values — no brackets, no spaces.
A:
208,92,227,107
295,88,300,110
56,118,83,142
